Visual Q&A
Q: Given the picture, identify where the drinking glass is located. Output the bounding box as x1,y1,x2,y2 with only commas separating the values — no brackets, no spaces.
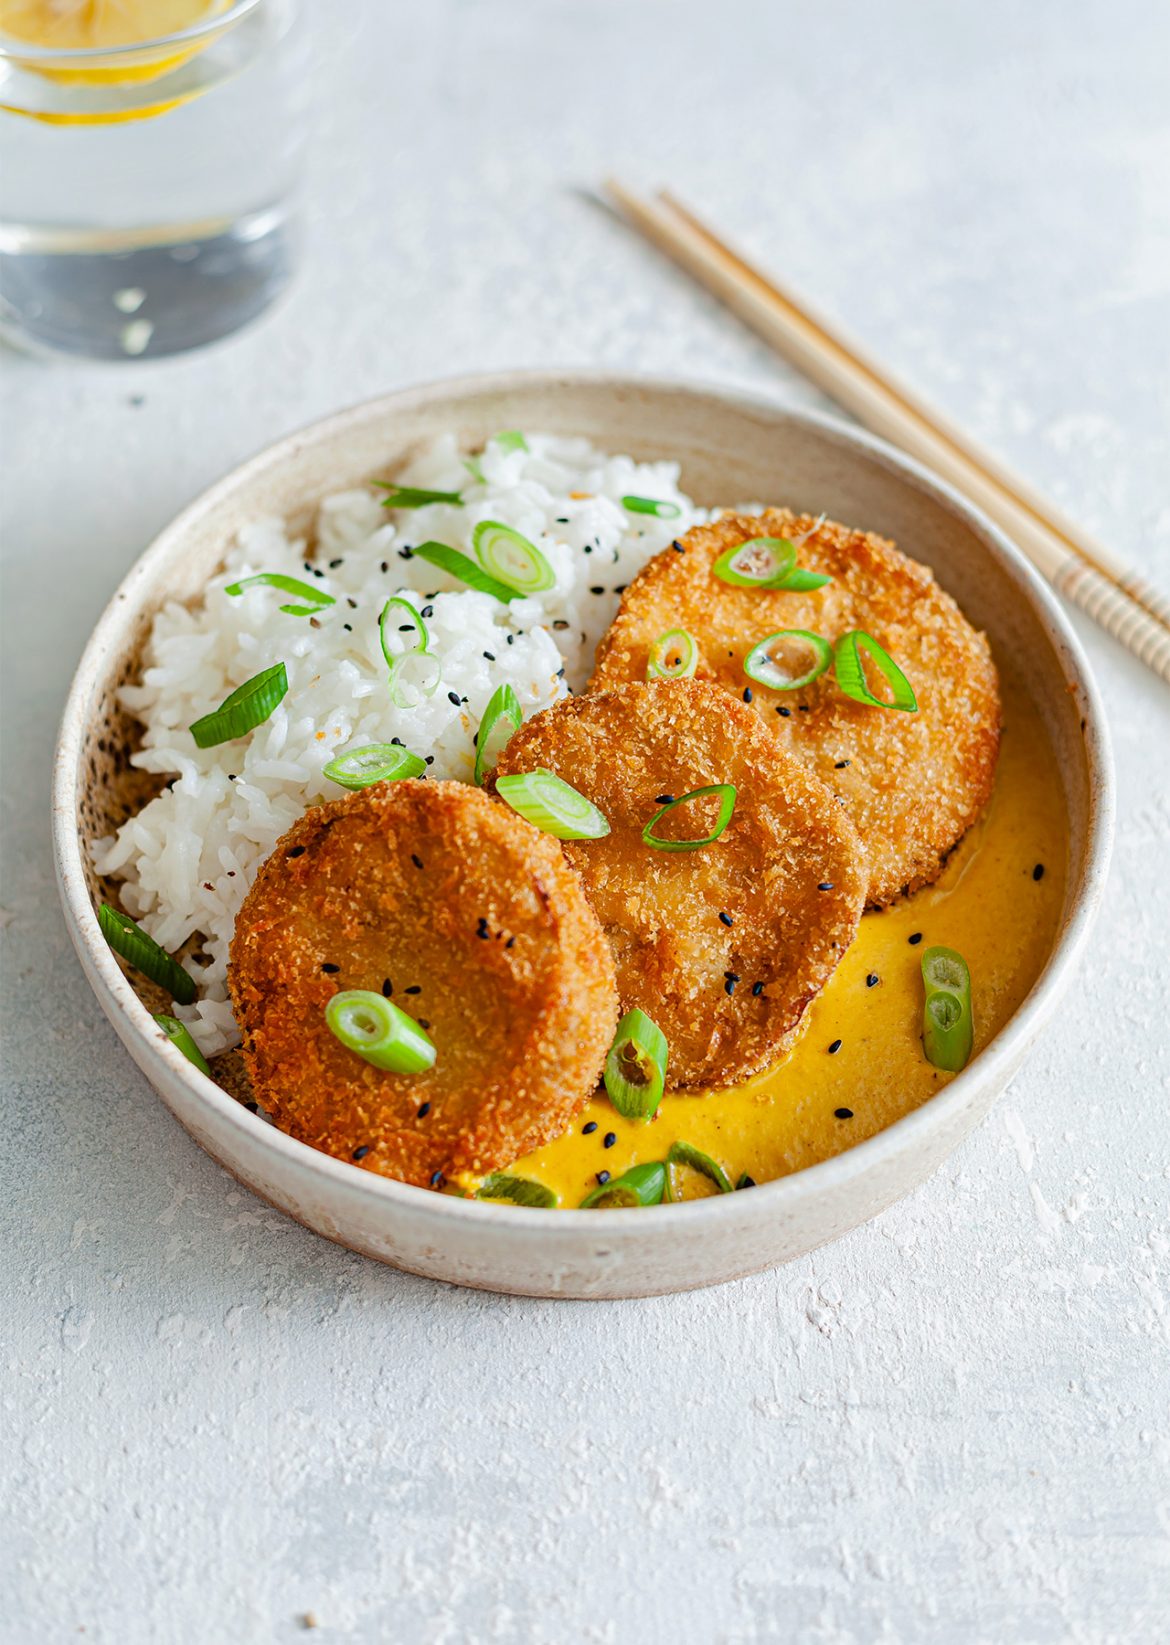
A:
0,0,304,359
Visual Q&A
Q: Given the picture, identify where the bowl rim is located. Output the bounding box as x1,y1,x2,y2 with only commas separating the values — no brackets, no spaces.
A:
52,367,1115,1233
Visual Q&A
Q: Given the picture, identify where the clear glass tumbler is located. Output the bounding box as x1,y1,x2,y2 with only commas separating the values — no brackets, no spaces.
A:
0,0,304,359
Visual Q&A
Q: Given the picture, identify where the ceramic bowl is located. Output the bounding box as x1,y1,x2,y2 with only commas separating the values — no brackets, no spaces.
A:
53,372,1113,1297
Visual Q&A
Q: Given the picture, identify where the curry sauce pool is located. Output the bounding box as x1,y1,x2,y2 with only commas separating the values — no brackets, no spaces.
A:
484,670,1066,1203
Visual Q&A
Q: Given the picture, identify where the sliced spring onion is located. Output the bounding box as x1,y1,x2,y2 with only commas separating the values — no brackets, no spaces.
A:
622,494,682,520
379,595,429,668
98,903,196,1005
713,536,796,588
921,945,973,1072
224,572,336,617
375,482,464,508
495,768,610,840
154,1013,211,1076
646,627,698,681
411,540,520,602
642,784,737,853
474,683,523,786
324,743,427,788
463,454,485,484
664,1140,734,1201
604,1007,668,1121
744,629,833,692
387,652,442,708
772,565,834,592
189,662,288,749
475,1173,556,1208
473,520,555,595
492,430,529,454
325,990,436,1073
579,1161,667,1209
835,630,918,712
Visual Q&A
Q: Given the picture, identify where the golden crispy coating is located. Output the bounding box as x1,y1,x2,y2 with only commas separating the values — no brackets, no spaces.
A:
493,680,868,1089
229,780,619,1187
590,510,1001,907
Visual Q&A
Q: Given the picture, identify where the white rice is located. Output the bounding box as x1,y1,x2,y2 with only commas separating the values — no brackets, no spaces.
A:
95,433,702,1053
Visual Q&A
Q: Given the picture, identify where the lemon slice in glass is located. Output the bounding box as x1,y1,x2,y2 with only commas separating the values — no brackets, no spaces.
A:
0,0,232,87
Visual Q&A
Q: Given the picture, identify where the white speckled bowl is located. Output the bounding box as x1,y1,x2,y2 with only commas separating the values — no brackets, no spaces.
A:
53,372,1113,1297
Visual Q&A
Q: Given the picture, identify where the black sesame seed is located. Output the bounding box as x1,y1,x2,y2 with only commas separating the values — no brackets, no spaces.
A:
430,1170,444,1187
603,1132,617,1149
866,973,879,988
1033,863,1045,881
352,1145,370,1160
555,516,570,523
777,706,791,717
424,755,435,766
908,932,923,946
382,979,393,997
835,759,850,769
672,540,685,553
584,544,593,554
312,568,325,579
718,911,734,927
391,736,403,746
798,705,810,712
583,1121,598,1135
505,936,516,949
411,853,423,869
751,981,764,997
287,845,305,858
380,560,389,574
724,978,737,996
343,623,352,632
738,1174,757,1189
597,1170,611,1186
827,1039,843,1054
420,605,434,619
417,1018,431,1030
244,1101,259,1114
743,687,754,703
328,557,343,569
590,586,605,595
834,1107,854,1120
398,547,414,560
398,623,415,632
506,634,514,645
405,985,421,995
447,690,462,706
321,962,340,974
655,794,674,805
552,619,570,630
417,1102,431,1118
476,918,490,938
818,882,834,891
483,650,496,661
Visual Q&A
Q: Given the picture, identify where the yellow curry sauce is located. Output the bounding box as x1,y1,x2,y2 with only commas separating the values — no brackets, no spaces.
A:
491,670,1067,1205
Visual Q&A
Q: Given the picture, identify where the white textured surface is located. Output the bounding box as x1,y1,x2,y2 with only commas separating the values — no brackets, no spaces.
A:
2,2,1169,1640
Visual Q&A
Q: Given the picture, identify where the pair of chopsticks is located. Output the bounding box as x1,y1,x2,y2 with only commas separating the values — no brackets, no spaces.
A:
603,180,1170,688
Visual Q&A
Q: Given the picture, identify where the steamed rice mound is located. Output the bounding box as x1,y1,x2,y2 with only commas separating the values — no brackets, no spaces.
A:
590,510,1002,907
229,780,620,1187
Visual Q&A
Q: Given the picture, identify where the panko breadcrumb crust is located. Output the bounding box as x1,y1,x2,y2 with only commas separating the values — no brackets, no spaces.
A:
590,510,1002,907
493,679,869,1089
229,780,619,1187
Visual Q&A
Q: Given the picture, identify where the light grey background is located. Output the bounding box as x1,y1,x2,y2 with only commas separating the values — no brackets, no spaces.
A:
3,3,1169,1641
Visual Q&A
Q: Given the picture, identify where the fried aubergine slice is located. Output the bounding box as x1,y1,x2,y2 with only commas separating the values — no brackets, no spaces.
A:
493,679,868,1089
590,510,1001,907
229,779,619,1187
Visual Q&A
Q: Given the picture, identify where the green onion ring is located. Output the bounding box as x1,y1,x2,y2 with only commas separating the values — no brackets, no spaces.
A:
770,565,834,592
189,662,288,749
474,683,523,786
921,945,973,1072
476,1173,557,1208
324,743,427,789
834,630,918,712
495,768,610,840
712,536,797,588
492,431,529,454
642,784,737,852
387,652,442,709
646,627,698,681
579,1161,667,1209
375,483,464,508
325,989,436,1073
411,540,520,602
98,903,196,1004
664,1140,734,1200
743,629,833,692
379,596,429,670
154,1013,211,1076
473,521,555,595
224,572,336,617
622,494,682,520
604,1007,668,1121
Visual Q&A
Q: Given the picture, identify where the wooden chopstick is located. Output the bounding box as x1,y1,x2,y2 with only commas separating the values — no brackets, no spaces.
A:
603,179,1170,686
